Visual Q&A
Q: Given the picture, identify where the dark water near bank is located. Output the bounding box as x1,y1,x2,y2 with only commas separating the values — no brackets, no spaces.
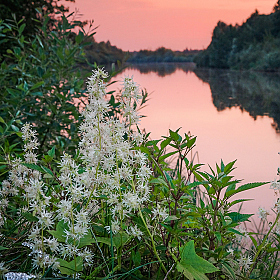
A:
112,63,280,215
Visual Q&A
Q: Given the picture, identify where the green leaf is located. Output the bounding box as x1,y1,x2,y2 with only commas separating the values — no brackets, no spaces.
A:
75,31,84,44
132,250,141,267
0,117,5,124
95,237,116,247
0,246,8,250
78,231,95,249
48,220,69,242
113,232,129,248
158,151,177,162
224,182,267,199
22,212,39,222
165,215,179,222
169,129,180,141
22,163,44,173
186,137,196,148
30,81,44,91
57,256,83,275
220,261,236,280
160,138,171,150
249,236,258,248
227,212,253,223
41,166,54,176
177,240,219,280
214,232,222,242
18,23,26,35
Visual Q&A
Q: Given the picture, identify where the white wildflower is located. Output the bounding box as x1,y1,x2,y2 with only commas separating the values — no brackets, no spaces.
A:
104,220,120,234
4,272,36,280
270,178,280,192
126,225,143,240
257,207,269,220
152,205,169,221
238,255,253,271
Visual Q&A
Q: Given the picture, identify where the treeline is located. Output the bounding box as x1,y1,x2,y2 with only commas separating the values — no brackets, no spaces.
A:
126,47,200,63
83,38,126,66
194,1,280,71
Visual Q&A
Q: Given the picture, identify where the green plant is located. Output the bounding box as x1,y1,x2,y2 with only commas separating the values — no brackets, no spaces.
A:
2,68,280,280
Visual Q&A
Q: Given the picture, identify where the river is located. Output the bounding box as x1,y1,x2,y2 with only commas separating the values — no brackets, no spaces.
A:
111,63,280,217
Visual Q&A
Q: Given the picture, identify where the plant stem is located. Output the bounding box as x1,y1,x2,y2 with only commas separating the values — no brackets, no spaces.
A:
247,212,280,277
137,207,169,276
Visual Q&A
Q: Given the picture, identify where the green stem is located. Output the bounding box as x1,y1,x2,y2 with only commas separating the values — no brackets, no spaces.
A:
138,206,168,276
130,177,169,277
247,212,280,277
41,227,45,275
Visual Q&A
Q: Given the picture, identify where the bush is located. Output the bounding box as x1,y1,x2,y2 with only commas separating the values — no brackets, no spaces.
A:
2,68,280,279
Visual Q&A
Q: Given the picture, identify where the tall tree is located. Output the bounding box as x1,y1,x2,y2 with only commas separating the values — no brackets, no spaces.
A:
0,0,74,36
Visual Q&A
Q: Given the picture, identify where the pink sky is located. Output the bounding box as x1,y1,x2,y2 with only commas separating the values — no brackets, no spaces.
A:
66,0,277,50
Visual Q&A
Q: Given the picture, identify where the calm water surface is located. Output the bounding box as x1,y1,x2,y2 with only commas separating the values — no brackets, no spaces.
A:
112,63,280,215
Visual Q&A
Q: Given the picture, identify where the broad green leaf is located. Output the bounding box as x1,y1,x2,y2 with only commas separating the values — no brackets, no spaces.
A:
48,220,69,242
78,231,95,249
57,256,83,275
177,240,218,280
96,237,115,247
113,232,129,248
0,117,4,124
0,246,8,250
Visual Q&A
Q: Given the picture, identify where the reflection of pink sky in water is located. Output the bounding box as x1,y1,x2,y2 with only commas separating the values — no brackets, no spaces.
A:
112,68,280,216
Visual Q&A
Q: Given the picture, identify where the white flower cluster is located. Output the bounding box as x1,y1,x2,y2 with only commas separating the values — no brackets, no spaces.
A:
151,204,169,221
2,68,151,274
238,255,253,271
4,272,36,280
78,68,151,227
257,207,269,220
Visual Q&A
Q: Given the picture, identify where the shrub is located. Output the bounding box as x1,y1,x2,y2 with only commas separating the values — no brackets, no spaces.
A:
2,68,280,279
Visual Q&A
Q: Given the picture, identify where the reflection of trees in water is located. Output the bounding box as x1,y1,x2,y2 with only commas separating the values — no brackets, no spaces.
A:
123,63,280,132
125,62,196,77
193,68,280,132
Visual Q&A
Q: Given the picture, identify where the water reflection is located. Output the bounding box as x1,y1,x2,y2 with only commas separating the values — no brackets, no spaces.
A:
115,63,280,214
126,63,280,132
124,62,195,77
193,68,280,132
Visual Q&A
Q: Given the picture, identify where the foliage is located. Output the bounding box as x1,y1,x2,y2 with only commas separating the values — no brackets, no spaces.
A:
2,68,280,279
0,0,79,57
83,38,127,66
194,2,280,71
0,12,100,160
127,47,200,63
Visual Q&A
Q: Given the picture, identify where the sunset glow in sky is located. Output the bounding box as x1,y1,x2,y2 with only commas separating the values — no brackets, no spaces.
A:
66,0,277,50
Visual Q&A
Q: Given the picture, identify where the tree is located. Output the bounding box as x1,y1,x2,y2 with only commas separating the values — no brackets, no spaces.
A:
0,0,75,37
273,0,280,12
